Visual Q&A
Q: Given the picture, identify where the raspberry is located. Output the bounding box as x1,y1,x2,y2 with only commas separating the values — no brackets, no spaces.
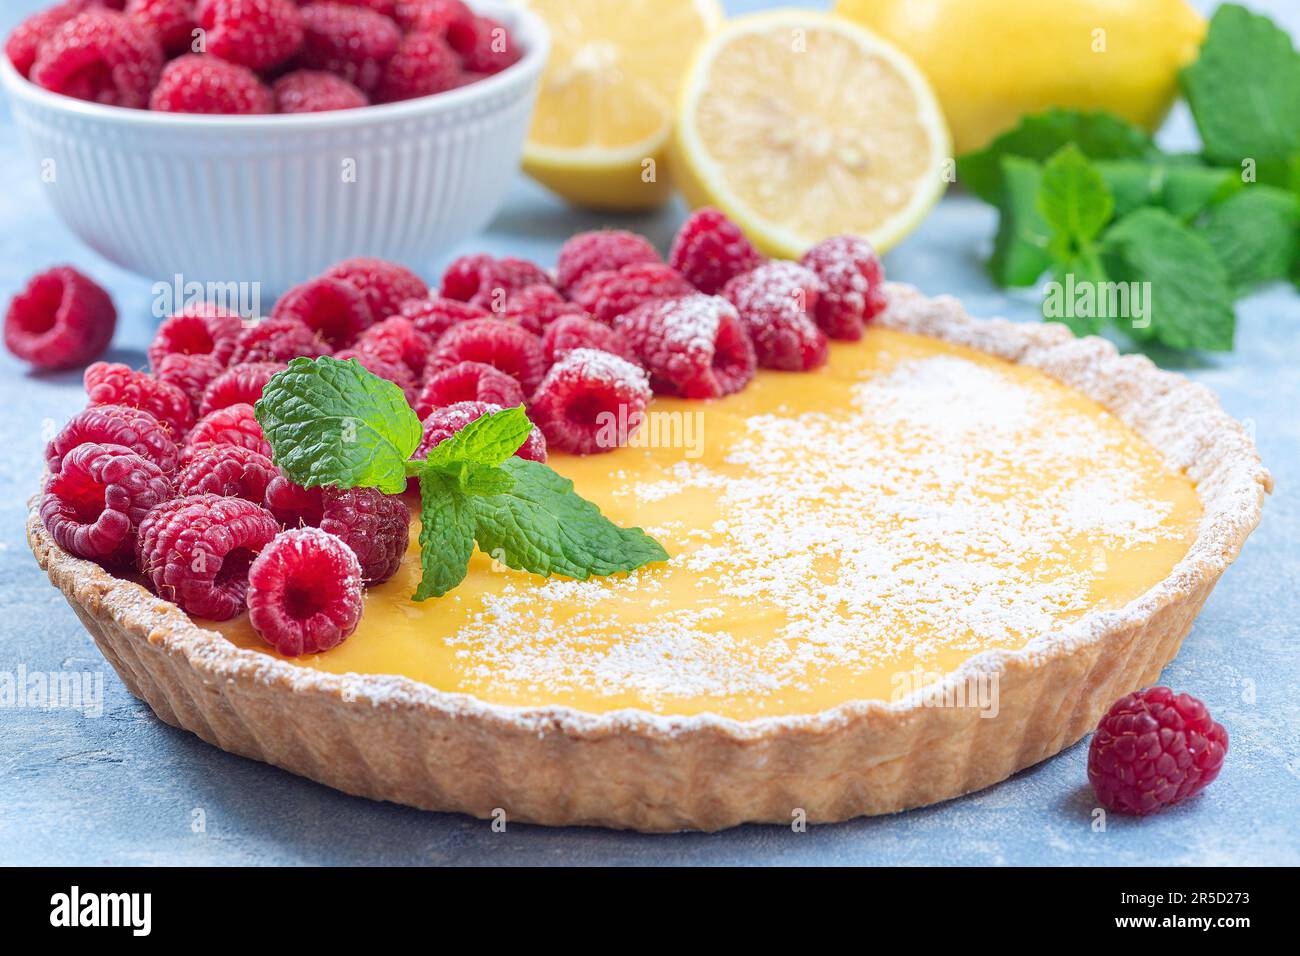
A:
416,401,546,464
195,0,304,72
311,0,399,17
320,257,428,322
149,53,273,114
41,443,173,565
1087,687,1229,816
184,402,271,464
155,352,226,410
270,276,374,349
30,10,163,108
199,361,286,416
353,316,432,379
722,262,828,371
247,528,364,655
397,296,489,340
333,349,418,405
176,443,277,502
414,360,523,419
668,208,764,295
263,478,410,585
46,404,180,475
440,255,551,311
136,494,280,619
614,294,756,398
147,304,242,369
273,69,368,112
799,235,887,341
393,0,471,34
85,362,194,434
570,262,693,326
541,314,637,366
5,0,97,78
125,0,197,54
446,14,519,74
501,284,587,336
555,230,662,294
298,2,400,94
4,266,116,370
228,316,331,365
428,319,546,395
529,349,651,455
374,29,459,102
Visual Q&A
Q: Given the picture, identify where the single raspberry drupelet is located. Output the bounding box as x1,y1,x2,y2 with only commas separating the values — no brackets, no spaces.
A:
155,353,226,410
668,208,764,295
446,14,519,74
30,9,163,108
136,493,280,619
530,349,652,455
723,261,828,371
1088,686,1229,816
570,262,694,327
416,401,546,463
615,293,756,398
41,442,173,565
5,0,97,78
149,54,274,114
4,266,116,371
799,235,887,341
271,276,374,349
320,257,428,322
353,316,433,379
199,361,286,416
184,402,271,463
195,0,304,72
273,70,368,113
125,0,197,55
440,255,551,311
415,361,524,419
333,349,418,405
501,284,588,336
555,230,662,294
228,316,331,365
374,29,460,102
46,404,180,475
85,362,194,435
428,318,546,395
398,296,489,340
298,1,400,95
541,314,637,366
177,443,277,502
394,0,472,34
247,528,364,656
148,305,242,370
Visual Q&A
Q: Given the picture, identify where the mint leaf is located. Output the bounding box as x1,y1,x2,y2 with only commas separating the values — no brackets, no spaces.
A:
989,155,1054,287
415,472,476,601
470,458,669,580
1037,145,1114,247
1095,161,1240,221
254,356,422,495
1197,185,1300,291
419,405,532,473
1044,250,1109,337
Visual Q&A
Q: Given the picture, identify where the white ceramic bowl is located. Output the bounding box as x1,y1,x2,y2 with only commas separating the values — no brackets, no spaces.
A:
0,1,548,296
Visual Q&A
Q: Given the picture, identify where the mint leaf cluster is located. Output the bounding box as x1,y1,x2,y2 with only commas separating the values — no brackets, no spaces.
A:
958,4,1300,352
255,357,669,601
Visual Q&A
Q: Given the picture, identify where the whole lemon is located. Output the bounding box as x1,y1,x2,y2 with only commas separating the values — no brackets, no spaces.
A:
834,0,1205,155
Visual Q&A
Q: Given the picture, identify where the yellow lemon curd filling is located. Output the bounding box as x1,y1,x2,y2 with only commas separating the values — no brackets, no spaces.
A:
219,329,1201,720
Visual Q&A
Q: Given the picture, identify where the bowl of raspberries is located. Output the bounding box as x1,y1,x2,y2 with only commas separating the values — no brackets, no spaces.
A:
0,0,548,293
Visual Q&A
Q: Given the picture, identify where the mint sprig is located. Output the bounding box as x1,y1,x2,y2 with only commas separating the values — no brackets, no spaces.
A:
254,357,669,601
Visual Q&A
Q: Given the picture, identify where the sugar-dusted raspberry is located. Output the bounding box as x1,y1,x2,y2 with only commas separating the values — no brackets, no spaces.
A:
4,266,116,371
333,349,418,405
47,405,181,475
615,293,756,398
149,53,274,114
446,14,519,74
247,528,364,655
30,10,163,108
155,353,226,411
125,0,197,54
273,69,368,113
529,349,651,455
394,0,472,34
397,296,489,340
353,316,432,379
428,319,546,395
271,276,374,349
501,284,587,336
416,401,546,463
320,257,428,322
199,361,286,416
668,208,765,295
85,362,194,434
195,0,303,72
228,316,332,365
136,493,280,619
570,262,693,327
1087,686,1229,816
5,0,97,78
374,29,460,102
177,443,277,502
556,230,662,294
440,255,551,311
722,261,828,371
41,443,173,565
298,1,400,94
799,235,887,341
415,361,524,419
184,402,271,462
148,304,243,370
541,314,637,366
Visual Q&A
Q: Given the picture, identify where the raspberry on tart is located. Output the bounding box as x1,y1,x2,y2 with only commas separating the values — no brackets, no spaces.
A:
555,230,662,295
332,349,419,405
614,293,756,398
416,401,546,463
148,305,243,370
570,262,694,327
298,1,401,94
46,405,181,476
177,443,278,503
4,266,116,371
199,361,287,416
529,348,652,455
85,362,194,435
273,70,369,113
501,284,588,336
320,258,429,322
668,208,764,295
415,361,525,418
29,9,163,108
427,319,546,396
247,528,365,656
271,276,375,350
540,314,637,366
194,0,304,72
229,316,332,365
353,316,433,380
440,255,551,312
398,296,490,340
155,353,227,412
722,261,829,371
149,54,275,114
183,402,272,463
799,235,888,341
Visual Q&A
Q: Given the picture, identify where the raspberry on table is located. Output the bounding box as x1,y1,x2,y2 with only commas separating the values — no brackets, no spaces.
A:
440,255,551,312
615,293,756,398
199,361,287,416
415,361,524,419
668,208,765,295
541,314,637,366
125,0,197,55
271,276,374,349
799,235,887,341
298,1,400,94
4,266,116,371
136,493,280,620
41,442,173,566
722,261,829,371
149,54,274,114
273,70,368,113
555,230,662,294
183,402,272,463
228,316,332,365
320,257,429,322
30,9,163,109
46,404,180,475
530,349,652,455
374,29,460,102
501,284,587,336
177,443,277,503
416,401,546,463
247,528,364,656
147,304,242,370
86,362,194,435
1087,686,1229,816
446,14,519,74
353,316,433,379
195,0,304,72
333,348,418,405
398,296,490,340
155,353,226,411
428,318,546,396
570,262,694,327
394,0,472,35
5,0,97,78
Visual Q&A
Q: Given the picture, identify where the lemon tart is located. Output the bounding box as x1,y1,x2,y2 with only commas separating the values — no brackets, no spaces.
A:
28,285,1269,831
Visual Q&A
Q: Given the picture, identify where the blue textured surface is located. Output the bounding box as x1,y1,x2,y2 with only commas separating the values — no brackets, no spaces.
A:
1,1,1297,866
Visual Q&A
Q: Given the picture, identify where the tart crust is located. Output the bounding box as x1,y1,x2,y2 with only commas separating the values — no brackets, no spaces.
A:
27,284,1271,831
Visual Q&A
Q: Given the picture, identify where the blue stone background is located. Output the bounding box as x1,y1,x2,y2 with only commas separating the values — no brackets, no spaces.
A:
1,0,1296,865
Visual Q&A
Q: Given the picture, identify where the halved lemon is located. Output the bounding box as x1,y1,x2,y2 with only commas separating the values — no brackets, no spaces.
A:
521,0,723,211
672,10,951,258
